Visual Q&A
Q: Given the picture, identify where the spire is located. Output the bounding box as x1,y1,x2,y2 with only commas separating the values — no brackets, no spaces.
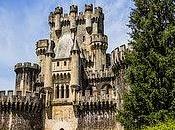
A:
71,37,80,53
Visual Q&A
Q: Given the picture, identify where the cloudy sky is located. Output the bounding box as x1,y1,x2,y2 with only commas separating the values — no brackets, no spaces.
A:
0,0,133,90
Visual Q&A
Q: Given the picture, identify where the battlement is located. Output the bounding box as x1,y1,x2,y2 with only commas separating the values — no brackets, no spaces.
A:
94,7,103,14
77,100,116,113
90,34,108,43
111,44,132,65
54,6,63,14
36,39,48,49
85,4,93,12
0,90,43,113
14,62,40,71
70,5,78,13
85,68,114,81
49,4,104,29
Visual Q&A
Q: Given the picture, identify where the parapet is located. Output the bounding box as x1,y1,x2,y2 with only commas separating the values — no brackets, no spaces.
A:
36,39,48,49
0,90,43,113
111,44,131,65
70,5,78,13
94,7,103,14
90,34,108,43
85,4,93,12
14,62,40,72
54,6,63,14
49,4,104,29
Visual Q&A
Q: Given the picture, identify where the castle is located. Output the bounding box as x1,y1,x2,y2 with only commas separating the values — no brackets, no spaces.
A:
0,4,131,130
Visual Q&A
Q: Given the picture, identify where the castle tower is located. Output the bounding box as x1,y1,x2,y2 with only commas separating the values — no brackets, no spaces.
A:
85,4,93,33
70,37,81,102
14,62,40,96
36,39,48,81
70,5,78,33
93,7,104,34
90,33,108,70
44,40,55,89
54,6,63,37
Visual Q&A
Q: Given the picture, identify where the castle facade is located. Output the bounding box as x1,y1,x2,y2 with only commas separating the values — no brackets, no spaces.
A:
0,4,131,130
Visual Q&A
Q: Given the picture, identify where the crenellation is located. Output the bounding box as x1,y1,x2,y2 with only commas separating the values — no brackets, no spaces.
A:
36,39,49,49
94,7,103,15
14,62,40,71
90,34,108,44
70,5,78,13
111,44,131,65
54,6,63,14
85,4,93,12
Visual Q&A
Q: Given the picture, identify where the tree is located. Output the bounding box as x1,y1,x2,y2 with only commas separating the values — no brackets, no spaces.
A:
117,0,175,129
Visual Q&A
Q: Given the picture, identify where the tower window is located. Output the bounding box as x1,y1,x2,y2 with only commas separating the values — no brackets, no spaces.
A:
57,62,59,66
61,85,64,98
64,61,67,66
83,36,85,42
66,85,69,98
56,85,59,98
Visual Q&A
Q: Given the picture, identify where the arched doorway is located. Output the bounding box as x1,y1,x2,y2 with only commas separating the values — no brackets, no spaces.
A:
60,128,64,130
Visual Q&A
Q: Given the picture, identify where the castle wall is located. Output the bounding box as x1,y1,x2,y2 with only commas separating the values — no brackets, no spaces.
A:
0,112,43,130
0,90,43,130
45,105,78,130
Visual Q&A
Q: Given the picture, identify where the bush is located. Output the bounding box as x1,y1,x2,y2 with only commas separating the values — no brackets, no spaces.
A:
143,120,175,130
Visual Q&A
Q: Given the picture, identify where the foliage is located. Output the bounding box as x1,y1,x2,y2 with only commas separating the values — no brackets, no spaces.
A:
143,120,175,130
117,0,175,129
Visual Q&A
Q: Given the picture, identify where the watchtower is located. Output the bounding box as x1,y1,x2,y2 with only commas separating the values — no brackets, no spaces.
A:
14,62,40,96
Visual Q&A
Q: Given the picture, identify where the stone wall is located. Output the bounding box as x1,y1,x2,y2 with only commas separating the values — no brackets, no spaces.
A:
0,111,43,130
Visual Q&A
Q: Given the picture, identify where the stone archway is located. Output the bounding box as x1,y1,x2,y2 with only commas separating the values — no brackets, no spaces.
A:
60,128,64,130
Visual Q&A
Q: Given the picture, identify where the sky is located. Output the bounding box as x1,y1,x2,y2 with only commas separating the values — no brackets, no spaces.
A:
0,0,133,90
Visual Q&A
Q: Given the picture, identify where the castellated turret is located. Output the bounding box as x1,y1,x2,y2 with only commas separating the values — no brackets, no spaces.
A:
14,62,40,96
90,33,108,70
70,38,81,102
36,39,48,81
85,4,93,33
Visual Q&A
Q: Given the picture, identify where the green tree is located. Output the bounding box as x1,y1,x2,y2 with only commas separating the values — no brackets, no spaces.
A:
117,0,175,129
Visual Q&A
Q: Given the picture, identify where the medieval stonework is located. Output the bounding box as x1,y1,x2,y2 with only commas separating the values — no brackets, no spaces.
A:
0,4,131,130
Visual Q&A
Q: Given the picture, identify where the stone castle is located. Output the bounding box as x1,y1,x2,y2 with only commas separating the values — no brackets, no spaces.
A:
0,4,131,130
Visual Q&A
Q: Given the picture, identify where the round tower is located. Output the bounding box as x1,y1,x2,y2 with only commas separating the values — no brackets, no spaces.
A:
70,5,78,33
85,4,93,33
14,62,40,96
36,39,48,81
90,34,108,70
70,37,81,102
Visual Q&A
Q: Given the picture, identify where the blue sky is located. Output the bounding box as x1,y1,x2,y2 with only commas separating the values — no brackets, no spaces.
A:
0,0,133,90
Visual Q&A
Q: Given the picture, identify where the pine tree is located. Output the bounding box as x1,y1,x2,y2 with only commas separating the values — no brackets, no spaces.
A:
117,0,175,129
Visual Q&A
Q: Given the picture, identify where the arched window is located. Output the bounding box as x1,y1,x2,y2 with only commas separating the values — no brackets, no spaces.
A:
56,85,59,98
60,73,63,79
64,73,66,79
57,61,59,66
61,85,64,98
64,61,66,66
66,85,69,98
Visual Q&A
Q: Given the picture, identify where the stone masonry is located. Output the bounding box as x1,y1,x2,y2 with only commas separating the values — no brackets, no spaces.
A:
0,3,131,130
